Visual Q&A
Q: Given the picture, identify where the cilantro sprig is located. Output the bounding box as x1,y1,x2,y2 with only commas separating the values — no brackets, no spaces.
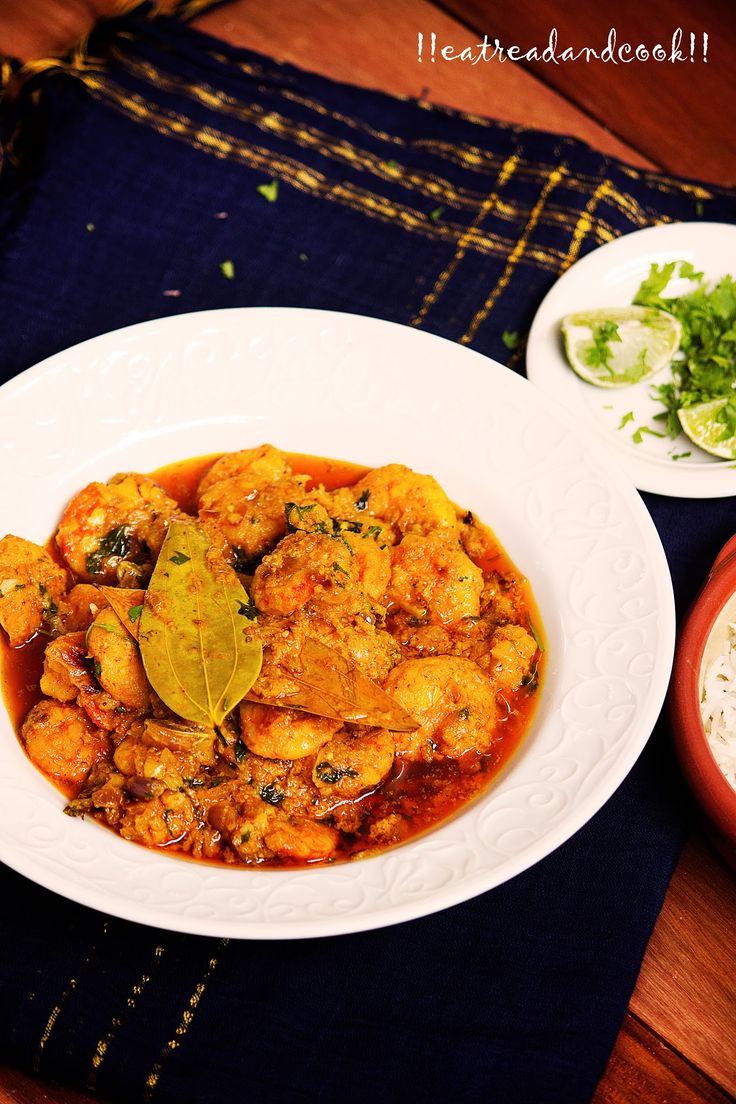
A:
584,320,621,373
634,261,736,436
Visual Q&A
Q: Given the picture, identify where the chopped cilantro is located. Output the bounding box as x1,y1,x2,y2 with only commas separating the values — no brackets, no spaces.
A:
92,659,102,679
257,179,279,203
632,425,666,445
650,383,683,439
234,737,248,764
169,551,190,565
364,525,382,542
584,320,621,373
633,261,680,307
85,621,127,647
429,205,445,222
714,396,736,440
458,707,470,720
617,411,634,431
315,762,359,784
334,518,363,534
284,501,316,531
238,599,258,620
678,261,704,281
501,330,520,350
239,830,251,844
232,546,256,573
332,561,349,577
220,259,235,280
634,262,736,422
86,525,132,575
258,782,284,805
333,529,357,556
355,488,370,510
38,583,58,620
521,666,539,692
128,604,143,623
671,451,691,460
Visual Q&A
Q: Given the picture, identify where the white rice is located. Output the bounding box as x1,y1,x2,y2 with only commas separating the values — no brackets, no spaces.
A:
701,621,736,790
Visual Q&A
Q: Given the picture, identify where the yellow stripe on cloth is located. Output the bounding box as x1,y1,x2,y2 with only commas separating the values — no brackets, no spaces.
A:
142,940,228,1101
461,166,567,345
75,73,565,270
34,921,111,1073
87,943,167,1090
412,153,519,328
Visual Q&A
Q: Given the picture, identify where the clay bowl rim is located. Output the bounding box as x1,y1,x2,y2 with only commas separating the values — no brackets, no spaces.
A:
670,533,736,847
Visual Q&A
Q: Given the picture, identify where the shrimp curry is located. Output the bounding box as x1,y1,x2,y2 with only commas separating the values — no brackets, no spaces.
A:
0,446,543,868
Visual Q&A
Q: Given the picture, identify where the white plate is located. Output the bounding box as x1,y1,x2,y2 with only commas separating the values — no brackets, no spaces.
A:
0,308,675,939
527,222,736,498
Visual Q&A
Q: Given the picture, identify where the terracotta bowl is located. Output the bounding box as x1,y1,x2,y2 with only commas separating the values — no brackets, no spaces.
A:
670,534,736,869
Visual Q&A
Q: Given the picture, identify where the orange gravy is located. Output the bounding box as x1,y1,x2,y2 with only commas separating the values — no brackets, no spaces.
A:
1,450,545,865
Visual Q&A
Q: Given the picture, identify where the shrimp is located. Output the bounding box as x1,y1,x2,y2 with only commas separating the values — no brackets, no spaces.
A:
21,699,110,786
262,815,339,863
457,508,499,564
480,624,538,692
336,464,457,538
56,583,105,634
480,571,529,625
86,608,150,711
239,700,341,760
113,733,202,793
244,754,319,819
198,444,292,495
312,727,395,800
205,781,337,862
253,606,401,703
388,532,483,624
0,535,68,647
251,530,358,616
120,790,196,848
386,614,454,659
39,630,122,725
56,473,181,583
197,474,306,565
382,656,497,760
349,532,391,602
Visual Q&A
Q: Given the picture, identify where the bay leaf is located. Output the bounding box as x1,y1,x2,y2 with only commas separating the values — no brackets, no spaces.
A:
138,521,262,727
97,586,145,640
247,637,418,732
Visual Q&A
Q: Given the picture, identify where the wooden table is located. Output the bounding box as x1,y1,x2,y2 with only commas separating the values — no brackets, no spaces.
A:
0,2,734,1102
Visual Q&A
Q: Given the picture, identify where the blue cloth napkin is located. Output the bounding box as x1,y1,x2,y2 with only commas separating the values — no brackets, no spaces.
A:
0,6,734,1102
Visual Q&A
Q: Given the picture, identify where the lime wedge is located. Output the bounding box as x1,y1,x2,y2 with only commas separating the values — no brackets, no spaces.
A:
561,306,681,388
678,399,736,460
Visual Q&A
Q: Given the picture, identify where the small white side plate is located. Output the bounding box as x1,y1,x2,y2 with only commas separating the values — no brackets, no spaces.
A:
527,222,736,498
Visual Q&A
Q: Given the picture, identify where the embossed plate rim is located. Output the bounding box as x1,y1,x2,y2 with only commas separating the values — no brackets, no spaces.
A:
0,307,676,938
